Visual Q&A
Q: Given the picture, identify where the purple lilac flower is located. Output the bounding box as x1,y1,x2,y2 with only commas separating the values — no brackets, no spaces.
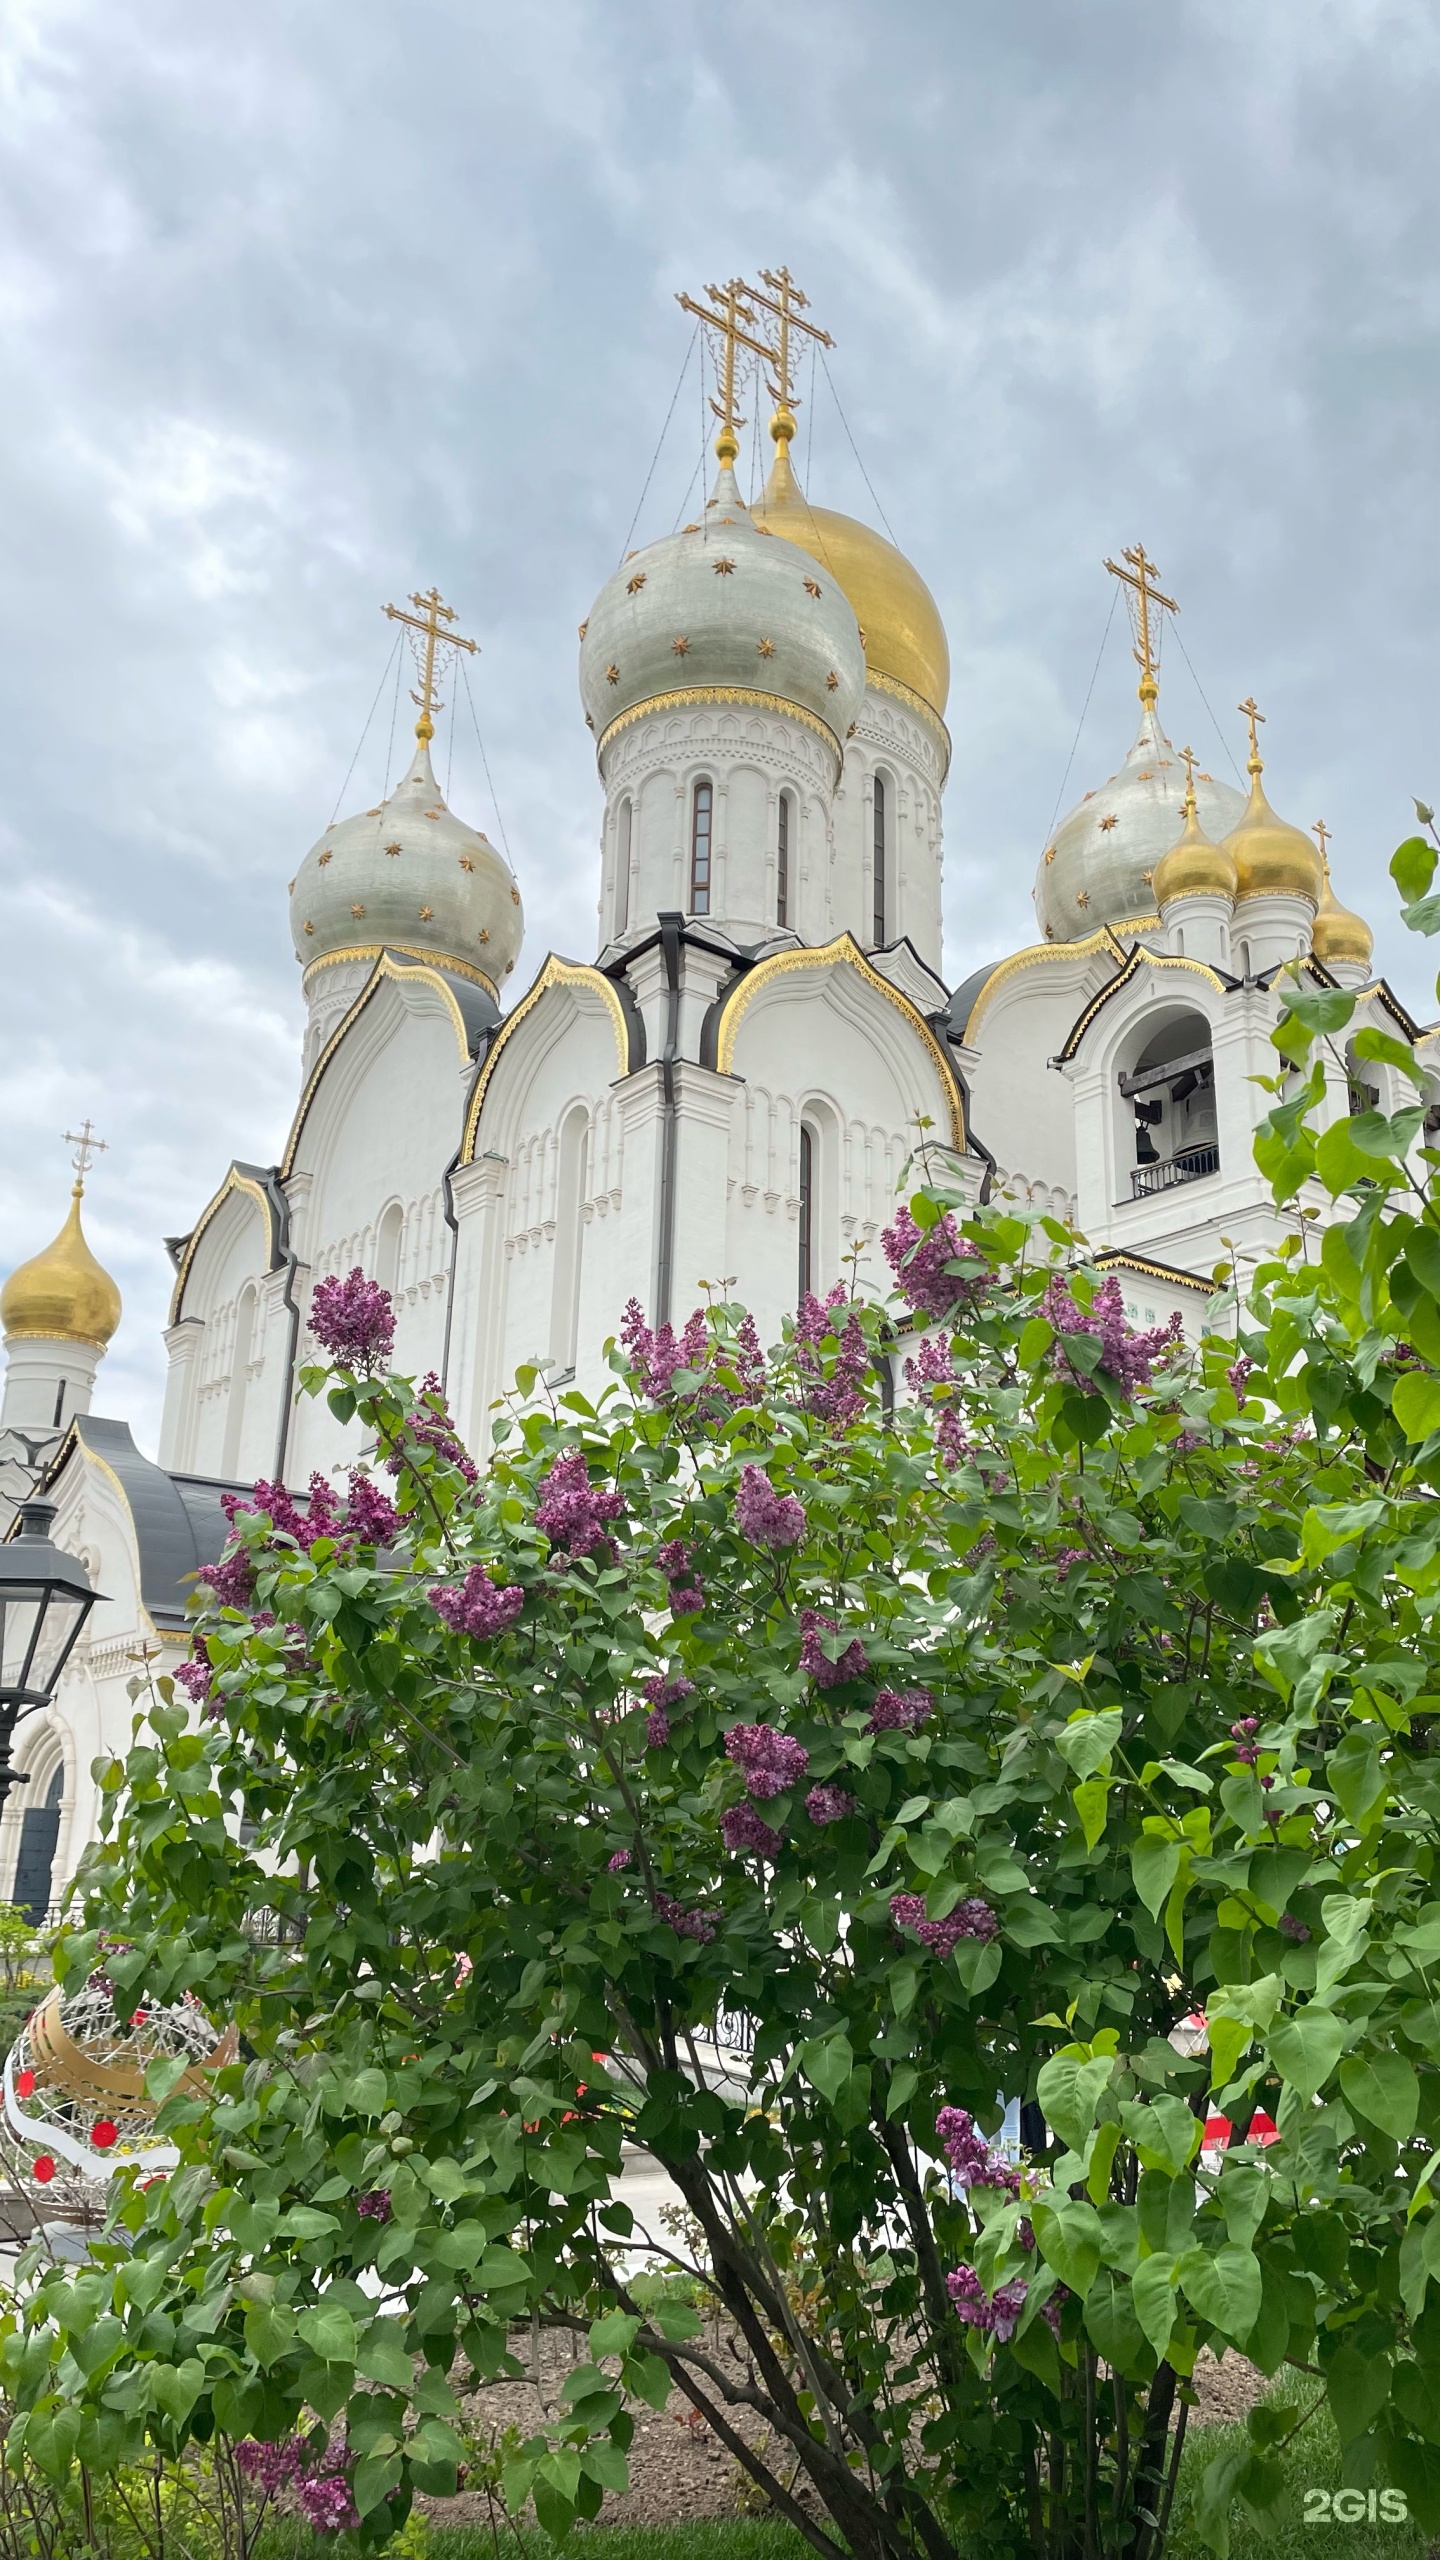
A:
883,1205,985,1323
236,2439,361,2532
725,1724,810,1800
534,1452,624,1560
1227,1354,1255,1402
891,1892,999,1956
651,1890,717,1944
344,1471,400,1546
355,2189,392,2222
721,1804,782,1859
1279,1912,1310,1942
429,1567,524,1639
799,1609,868,1689
735,1465,807,1550
1230,1717,1260,1766
945,2266,1028,2343
174,1654,213,1707
657,1539,692,1579
670,1586,704,1615
643,1674,695,1709
387,1375,479,1486
904,1336,974,1470
646,1710,671,1748
621,1301,709,1400
1042,1271,1182,1398
308,1266,395,1373
196,1550,256,1612
936,2106,1021,2196
608,1849,631,1872
1041,2292,1064,2336
805,1783,854,1825
1054,1548,1088,1581
793,1288,869,1429
866,1687,934,1735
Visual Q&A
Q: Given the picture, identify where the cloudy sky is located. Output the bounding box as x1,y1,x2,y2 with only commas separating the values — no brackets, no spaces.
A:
1,0,1437,1441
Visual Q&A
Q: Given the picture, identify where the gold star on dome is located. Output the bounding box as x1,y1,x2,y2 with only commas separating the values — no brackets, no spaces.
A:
459,855,474,872
846,722,857,737
1043,846,1056,865
318,850,332,866
804,577,822,598
511,887,520,905
672,636,690,655
385,841,402,856
419,905,434,921
1099,814,1118,831
826,670,839,690
1076,890,1091,907
757,637,775,657
304,919,314,935
713,556,736,575
351,903,365,918
606,663,620,684
1142,868,1154,886
627,572,647,595
578,620,588,639
1137,770,1154,781
683,522,701,533
479,927,490,942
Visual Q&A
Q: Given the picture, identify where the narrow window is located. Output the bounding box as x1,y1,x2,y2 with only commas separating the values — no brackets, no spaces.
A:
550,1108,589,1373
616,799,632,934
776,792,790,927
690,780,712,917
872,776,887,944
798,1125,814,1303
12,1764,64,1920
221,1283,255,1480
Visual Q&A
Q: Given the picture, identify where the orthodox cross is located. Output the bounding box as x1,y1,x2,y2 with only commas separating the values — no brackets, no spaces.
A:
745,266,834,414
382,588,479,744
1178,743,1198,810
62,1121,107,1188
1312,817,1331,867
1103,543,1178,705
675,277,771,463
1237,695,1266,774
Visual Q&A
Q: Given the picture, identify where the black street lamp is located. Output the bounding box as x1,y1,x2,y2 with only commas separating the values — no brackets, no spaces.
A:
0,1502,102,1808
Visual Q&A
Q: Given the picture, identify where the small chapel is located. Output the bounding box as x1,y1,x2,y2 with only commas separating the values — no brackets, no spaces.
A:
0,269,1424,1912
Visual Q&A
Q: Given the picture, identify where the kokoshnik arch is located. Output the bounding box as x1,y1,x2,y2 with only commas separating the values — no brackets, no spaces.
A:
0,270,1422,1905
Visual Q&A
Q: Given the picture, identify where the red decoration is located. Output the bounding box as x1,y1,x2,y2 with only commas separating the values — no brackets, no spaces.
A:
14,2070,34,2099
32,2156,54,2183
92,2120,118,2150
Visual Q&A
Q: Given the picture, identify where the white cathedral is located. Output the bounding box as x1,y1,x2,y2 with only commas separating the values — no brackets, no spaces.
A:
0,278,1416,1918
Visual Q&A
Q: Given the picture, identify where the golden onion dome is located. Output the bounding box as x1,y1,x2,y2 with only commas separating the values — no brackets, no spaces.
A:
1221,716,1322,905
1,1181,122,1350
1152,768,1237,907
1311,852,1374,969
749,410,949,721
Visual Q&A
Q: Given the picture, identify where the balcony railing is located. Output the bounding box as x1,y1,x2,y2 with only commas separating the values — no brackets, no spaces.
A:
1130,1143,1219,1200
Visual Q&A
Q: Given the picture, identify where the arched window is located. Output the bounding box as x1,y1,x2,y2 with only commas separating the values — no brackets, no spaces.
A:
550,1108,589,1375
12,1763,63,1921
375,1201,403,1304
872,776,887,945
1120,1012,1218,1200
615,799,632,935
776,792,791,928
689,780,713,917
221,1283,255,1480
798,1125,814,1304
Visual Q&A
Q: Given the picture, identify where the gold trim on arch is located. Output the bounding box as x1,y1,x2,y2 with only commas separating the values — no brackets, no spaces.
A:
301,941,499,999
1055,942,1226,1066
167,1168,275,1326
461,957,632,1163
1092,1247,1211,1298
958,916,1162,1046
282,954,475,1183
863,669,952,777
713,934,965,1150
595,687,843,765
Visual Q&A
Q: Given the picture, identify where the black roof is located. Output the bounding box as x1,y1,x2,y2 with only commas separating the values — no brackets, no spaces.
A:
64,1419,245,1631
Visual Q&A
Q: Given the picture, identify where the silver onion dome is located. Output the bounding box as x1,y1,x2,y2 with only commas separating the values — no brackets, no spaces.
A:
289,740,523,994
1034,701,1246,944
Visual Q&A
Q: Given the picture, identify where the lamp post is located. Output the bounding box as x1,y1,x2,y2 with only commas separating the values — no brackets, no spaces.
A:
0,1502,102,1807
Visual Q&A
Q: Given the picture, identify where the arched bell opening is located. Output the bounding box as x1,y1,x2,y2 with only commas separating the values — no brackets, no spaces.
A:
1117,1009,1218,1201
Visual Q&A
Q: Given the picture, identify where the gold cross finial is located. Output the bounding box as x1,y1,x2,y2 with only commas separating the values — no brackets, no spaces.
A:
1238,695,1266,776
382,587,479,745
63,1120,107,1195
1178,743,1198,815
748,266,834,437
676,277,771,465
1103,543,1178,708
1312,817,1331,871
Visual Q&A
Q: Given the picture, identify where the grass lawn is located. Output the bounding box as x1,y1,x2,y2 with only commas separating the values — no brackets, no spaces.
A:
258,2378,1431,2560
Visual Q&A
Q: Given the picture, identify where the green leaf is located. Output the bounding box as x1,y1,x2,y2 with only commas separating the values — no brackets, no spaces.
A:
1036,2052,1114,2154
622,2351,672,2412
1326,2340,1391,2443
1282,987,1356,1035
1055,1707,1124,1779
799,2033,854,2106
1132,1838,1181,1919
296,2302,357,2366
1030,2196,1104,2295
356,2319,414,2390
589,2312,642,2360
1339,2052,1419,2140
149,2360,205,2426
1177,2243,1263,2346
1267,2010,1345,2100
1393,836,1437,902
1393,1371,1440,1444
346,2068,389,2117
1072,1775,1110,1850
1131,2254,1178,2359
1405,1226,1440,1303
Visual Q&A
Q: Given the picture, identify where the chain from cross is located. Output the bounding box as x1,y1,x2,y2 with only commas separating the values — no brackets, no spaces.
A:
382,588,479,745
1103,543,1178,705
1312,818,1332,866
1237,696,1266,773
675,278,772,463
62,1121,107,1185
747,266,833,413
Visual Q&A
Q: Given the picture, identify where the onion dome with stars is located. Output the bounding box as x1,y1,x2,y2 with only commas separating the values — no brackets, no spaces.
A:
289,589,523,998
750,405,949,726
1,1163,121,1353
1034,699,1245,944
579,453,865,762
1151,748,1238,907
1221,703,1323,907
1310,827,1373,970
